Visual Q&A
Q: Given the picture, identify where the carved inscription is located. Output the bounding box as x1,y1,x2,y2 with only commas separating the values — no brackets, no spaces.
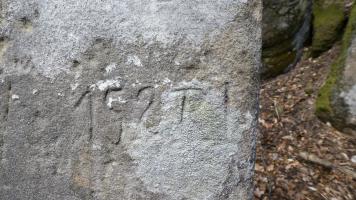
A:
75,83,155,122
74,89,94,140
136,86,154,120
171,87,204,123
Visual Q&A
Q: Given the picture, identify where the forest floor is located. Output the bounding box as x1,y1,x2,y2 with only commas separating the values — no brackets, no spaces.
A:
254,44,356,200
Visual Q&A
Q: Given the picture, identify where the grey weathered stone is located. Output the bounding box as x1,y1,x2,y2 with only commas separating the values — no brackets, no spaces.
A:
262,0,312,78
330,35,356,135
0,0,261,199
311,0,345,57
316,3,356,136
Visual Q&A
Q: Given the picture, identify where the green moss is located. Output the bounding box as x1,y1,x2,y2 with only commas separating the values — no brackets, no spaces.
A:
263,37,295,57
262,50,296,79
316,2,356,121
262,37,297,79
312,1,345,57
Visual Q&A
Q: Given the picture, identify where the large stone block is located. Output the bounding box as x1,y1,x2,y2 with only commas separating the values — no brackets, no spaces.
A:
262,0,312,78
311,0,346,57
0,0,261,199
316,2,356,136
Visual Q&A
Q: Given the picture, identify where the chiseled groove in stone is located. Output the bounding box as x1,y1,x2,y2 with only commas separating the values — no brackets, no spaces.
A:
0,0,261,199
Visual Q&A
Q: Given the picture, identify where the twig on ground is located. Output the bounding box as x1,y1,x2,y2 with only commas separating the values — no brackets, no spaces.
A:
299,152,356,179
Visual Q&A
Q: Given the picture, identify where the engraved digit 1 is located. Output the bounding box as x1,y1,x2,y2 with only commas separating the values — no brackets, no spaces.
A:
137,86,154,121
74,89,93,140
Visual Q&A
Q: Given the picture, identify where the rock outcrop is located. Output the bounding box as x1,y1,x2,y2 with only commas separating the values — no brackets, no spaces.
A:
262,0,312,78
0,1,261,199
311,0,346,57
316,2,356,136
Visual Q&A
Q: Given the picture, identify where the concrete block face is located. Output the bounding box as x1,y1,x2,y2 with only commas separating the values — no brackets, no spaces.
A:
0,1,261,199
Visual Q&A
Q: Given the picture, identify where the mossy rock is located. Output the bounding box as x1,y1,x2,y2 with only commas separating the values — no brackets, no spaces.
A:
316,1,356,134
311,0,345,57
262,0,312,79
262,37,299,78
262,49,297,79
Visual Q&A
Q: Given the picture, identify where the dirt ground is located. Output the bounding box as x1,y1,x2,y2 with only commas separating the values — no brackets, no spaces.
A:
254,45,356,200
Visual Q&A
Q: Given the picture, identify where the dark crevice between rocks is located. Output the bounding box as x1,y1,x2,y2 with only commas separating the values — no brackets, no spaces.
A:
262,0,313,79
285,0,313,72
262,0,351,79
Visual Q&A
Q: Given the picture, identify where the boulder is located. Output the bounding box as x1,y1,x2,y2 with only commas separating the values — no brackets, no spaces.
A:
0,0,261,199
311,0,346,57
316,2,356,136
262,0,312,78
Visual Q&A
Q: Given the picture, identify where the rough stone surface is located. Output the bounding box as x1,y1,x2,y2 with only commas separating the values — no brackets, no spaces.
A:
0,0,261,200
311,0,345,57
262,0,312,78
316,2,356,136
330,35,356,135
